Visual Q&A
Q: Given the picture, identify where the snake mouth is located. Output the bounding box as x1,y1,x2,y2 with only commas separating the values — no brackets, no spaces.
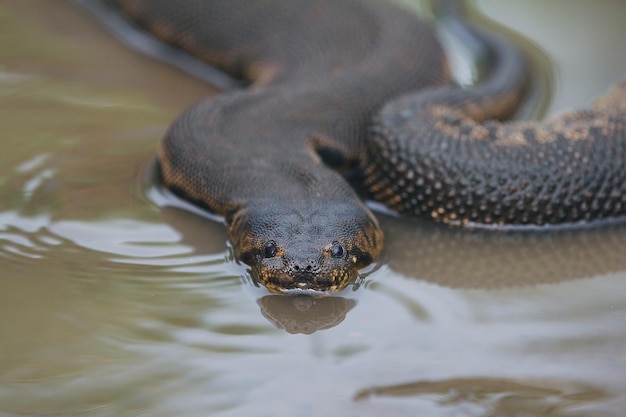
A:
253,267,355,295
274,287,339,297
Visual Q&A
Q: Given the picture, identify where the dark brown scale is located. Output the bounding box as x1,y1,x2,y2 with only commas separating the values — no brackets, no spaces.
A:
366,79,626,227
87,0,626,293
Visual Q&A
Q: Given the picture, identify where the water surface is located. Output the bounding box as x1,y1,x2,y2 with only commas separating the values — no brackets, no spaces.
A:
1,1,625,416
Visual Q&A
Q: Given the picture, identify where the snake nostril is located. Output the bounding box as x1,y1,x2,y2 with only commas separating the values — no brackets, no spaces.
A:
290,261,316,275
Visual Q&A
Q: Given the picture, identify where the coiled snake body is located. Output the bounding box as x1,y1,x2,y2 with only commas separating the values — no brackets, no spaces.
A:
95,0,626,293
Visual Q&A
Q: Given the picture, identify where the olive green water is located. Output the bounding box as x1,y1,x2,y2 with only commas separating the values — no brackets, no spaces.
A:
1,1,625,416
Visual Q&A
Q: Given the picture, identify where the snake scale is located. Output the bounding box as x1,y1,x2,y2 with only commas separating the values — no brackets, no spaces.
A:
87,0,626,293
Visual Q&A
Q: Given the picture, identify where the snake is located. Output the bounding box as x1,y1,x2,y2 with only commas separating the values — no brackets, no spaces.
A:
82,0,626,294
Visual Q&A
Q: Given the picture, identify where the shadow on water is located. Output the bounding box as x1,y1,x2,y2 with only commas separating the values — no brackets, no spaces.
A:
379,214,626,289
355,376,610,416
258,295,356,334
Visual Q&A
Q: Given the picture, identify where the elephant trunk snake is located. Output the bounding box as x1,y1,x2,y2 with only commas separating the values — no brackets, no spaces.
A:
88,0,626,294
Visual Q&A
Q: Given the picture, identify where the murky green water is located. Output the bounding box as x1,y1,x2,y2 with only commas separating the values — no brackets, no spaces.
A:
1,1,625,416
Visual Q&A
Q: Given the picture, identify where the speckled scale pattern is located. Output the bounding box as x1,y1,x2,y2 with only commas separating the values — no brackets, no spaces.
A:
365,81,626,227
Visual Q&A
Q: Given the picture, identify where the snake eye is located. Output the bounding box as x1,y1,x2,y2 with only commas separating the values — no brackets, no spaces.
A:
264,241,277,258
330,241,344,258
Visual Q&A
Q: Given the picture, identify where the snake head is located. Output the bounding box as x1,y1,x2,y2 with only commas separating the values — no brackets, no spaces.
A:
227,200,383,294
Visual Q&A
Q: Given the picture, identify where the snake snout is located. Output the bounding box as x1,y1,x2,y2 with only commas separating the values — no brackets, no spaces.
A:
256,252,354,294
287,258,321,281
